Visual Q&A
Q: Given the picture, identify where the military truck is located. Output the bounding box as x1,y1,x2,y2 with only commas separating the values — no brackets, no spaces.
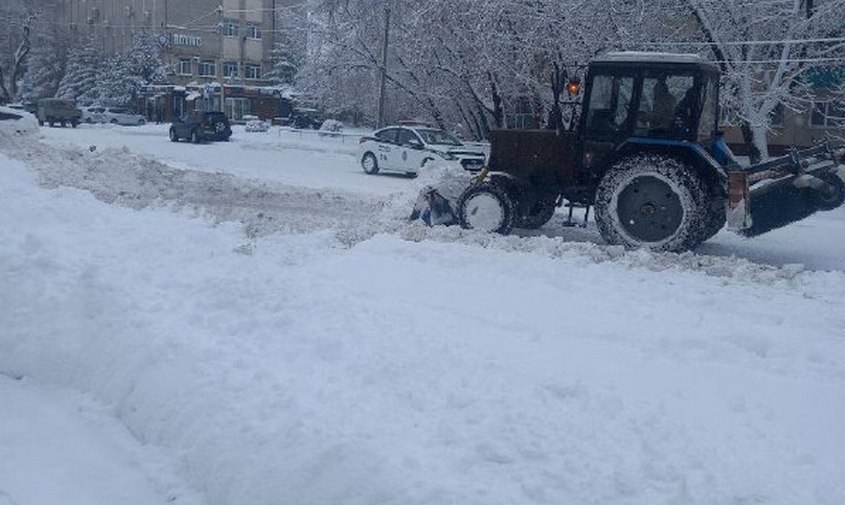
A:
37,98,83,128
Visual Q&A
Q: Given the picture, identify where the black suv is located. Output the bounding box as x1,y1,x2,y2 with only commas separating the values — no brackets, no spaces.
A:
289,108,324,130
169,111,232,143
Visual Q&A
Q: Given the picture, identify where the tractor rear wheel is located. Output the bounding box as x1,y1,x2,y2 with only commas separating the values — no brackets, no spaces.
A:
699,189,726,243
595,155,707,253
458,182,516,235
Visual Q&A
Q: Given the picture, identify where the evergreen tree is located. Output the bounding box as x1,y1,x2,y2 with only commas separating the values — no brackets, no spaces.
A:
20,27,68,102
268,30,302,86
123,32,166,85
57,38,102,105
97,33,164,107
96,56,138,107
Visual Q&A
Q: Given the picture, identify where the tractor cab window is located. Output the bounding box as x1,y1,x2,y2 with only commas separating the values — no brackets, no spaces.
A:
698,76,718,141
635,73,696,138
585,74,634,137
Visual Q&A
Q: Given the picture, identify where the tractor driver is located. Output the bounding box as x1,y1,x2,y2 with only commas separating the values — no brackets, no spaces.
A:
650,79,676,132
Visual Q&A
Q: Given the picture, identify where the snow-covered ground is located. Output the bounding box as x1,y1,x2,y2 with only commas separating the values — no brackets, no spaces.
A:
2,124,845,505
0,375,202,505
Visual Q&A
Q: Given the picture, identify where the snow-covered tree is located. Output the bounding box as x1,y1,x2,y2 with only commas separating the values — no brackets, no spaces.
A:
267,10,304,87
20,25,68,102
1,0,60,102
0,8,35,103
96,33,165,107
57,38,103,105
291,0,844,145
296,0,672,137
683,0,845,161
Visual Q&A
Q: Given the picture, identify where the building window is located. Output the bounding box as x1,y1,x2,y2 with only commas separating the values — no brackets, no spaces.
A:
178,59,192,76
224,18,239,37
225,97,251,121
244,64,261,80
223,61,239,78
811,101,844,128
246,23,261,39
198,60,217,77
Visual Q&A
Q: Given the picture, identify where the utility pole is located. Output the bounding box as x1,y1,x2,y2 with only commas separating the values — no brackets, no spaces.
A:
218,3,225,114
377,7,390,128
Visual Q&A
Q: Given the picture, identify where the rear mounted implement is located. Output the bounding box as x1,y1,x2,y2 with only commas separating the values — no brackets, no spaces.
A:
727,143,845,237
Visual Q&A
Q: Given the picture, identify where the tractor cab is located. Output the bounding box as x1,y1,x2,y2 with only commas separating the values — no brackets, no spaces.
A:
579,52,722,177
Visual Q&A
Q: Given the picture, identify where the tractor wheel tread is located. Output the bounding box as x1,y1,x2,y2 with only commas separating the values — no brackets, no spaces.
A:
594,155,707,252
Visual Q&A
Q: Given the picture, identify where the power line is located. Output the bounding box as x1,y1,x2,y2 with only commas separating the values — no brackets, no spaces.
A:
641,36,845,47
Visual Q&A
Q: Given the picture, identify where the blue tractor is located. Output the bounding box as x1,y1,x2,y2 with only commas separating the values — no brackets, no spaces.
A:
448,52,845,252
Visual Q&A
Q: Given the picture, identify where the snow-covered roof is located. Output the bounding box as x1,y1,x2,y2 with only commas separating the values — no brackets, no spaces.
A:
594,52,707,65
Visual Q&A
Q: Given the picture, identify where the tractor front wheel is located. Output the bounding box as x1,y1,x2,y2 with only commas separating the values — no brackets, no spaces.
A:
595,156,707,253
458,182,516,235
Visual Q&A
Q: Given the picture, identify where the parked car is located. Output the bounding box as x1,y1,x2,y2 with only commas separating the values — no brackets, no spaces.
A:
8,102,38,114
36,98,82,127
358,125,487,176
243,114,270,133
318,119,344,137
102,107,146,126
169,111,232,143
81,106,106,124
0,105,39,136
289,108,324,129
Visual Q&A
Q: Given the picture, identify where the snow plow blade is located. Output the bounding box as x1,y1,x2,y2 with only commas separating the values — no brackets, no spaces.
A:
409,187,459,226
409,167,481,227
727,143,845,237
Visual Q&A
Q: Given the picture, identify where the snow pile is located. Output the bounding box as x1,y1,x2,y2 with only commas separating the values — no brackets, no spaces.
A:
5,131,845,290
0,375,202,505
2,141,845,505
0,106,39,136
381,160,474,223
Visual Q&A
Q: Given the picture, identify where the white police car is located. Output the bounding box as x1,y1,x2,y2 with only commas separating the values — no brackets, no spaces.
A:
358,125,486,176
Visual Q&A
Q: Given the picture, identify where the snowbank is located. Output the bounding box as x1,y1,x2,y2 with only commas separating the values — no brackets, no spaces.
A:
0,106,38,136
0,375,202,505
2,144,845,505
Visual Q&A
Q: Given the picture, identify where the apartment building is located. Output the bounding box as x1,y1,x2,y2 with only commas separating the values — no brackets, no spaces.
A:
57,0,297,121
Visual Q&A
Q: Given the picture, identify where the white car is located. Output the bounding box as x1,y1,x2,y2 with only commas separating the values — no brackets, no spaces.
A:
358,126,486,176
243,115,270,132
0,105,39,136
81,106,106,123
102,107,146,126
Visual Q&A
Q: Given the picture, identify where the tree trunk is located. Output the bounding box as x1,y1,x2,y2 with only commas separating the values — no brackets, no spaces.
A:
751,123,771,161
0,67,10,103
740,121,763,164
3,18,34,102
475,102,492,139
487,73,503,128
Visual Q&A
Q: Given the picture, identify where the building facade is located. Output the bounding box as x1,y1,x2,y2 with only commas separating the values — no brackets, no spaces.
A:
57,0,297,121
